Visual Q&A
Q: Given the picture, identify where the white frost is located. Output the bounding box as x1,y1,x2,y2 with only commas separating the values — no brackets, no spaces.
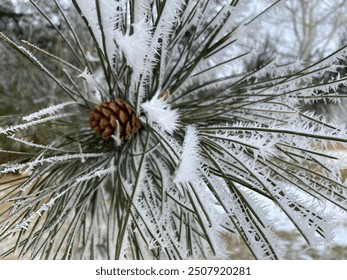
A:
114,20,152,76
174,126,201,185
74,0,118,66
1,113,76,135
22,101,76,122
141,95,179,134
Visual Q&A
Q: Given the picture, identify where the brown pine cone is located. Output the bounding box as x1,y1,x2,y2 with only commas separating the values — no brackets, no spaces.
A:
89,99,142,142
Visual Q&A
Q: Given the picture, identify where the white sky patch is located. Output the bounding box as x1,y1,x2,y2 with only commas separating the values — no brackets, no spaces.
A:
174,126,201,186
141,95,179,134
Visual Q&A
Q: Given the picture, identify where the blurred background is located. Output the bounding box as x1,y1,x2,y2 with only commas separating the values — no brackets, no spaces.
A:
1,0,347,259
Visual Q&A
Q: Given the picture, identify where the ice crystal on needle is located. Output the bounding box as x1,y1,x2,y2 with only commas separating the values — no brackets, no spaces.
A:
174,126,201,185
141,95,179,134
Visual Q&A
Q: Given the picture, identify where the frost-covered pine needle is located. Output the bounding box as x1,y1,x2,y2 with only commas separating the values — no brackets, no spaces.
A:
174,126,201,185
141,95,180,134
0,113,76,135
23,102,77,122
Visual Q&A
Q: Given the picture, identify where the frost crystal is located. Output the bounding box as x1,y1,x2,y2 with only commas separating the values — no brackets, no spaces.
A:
174,126,201,185
74,0,118,66
115,21,152,76
23,101,76,122
141,95,179,134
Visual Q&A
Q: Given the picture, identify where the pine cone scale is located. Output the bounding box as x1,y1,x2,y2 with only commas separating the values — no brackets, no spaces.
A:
119,110,128,124
89,99,142,142
125,104,133,114
110,115,117,128
115,99,124,107
100,118,109,129
102,126,113,140
109,102,118,113
125,122,131,140
101,108,113,118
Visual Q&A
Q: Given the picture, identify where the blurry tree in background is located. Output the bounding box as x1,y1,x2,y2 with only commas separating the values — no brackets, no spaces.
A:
285,0,346,62
0,0,89,113
260,0,347,123
0,0,93,163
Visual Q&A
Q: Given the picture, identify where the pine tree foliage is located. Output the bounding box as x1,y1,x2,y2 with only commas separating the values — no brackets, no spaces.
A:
1,0,347,259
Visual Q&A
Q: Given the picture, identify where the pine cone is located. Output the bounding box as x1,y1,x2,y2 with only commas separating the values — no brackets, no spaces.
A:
89,99,142,142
